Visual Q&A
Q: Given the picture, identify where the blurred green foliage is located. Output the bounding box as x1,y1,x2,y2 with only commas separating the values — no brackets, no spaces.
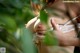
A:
43,31,59,46
0,0,35,53
40,10,59,46
0,0,57,53
40,10,48,24
21,28,37,53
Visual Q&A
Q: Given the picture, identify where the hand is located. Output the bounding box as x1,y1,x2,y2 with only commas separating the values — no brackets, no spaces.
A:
50,18,64,39
34,18,69,53
35,18,63,40
35,23,46,35
51,18,79,46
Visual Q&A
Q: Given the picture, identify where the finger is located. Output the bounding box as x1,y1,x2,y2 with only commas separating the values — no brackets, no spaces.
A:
51,18,60,31
34,19,40,29
25,16,38,28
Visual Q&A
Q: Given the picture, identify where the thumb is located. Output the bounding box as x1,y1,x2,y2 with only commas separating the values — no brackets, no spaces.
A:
51,18,60,31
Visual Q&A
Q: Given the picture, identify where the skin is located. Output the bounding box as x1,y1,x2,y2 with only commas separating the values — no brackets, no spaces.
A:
26,1,80,53
26,16,80,53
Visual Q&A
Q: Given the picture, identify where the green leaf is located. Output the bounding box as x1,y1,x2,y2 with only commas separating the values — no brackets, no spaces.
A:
0,15,17,31
43,31,59,46
40,10,48,24
21,27,37,53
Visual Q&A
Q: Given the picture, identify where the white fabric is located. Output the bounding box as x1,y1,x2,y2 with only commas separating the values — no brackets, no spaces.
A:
50,23,80,33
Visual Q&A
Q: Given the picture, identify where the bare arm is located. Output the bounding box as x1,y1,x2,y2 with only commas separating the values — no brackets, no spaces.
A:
56,33,80,46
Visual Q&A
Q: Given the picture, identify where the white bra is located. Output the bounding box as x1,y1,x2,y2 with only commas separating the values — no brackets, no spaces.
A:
49,23,80,33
